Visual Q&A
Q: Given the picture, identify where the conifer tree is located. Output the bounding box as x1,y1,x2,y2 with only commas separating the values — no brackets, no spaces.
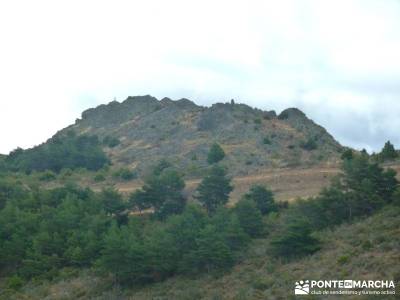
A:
379,141,398,161
243,185,277,215
195,165,233,214
234,199,264,237
207,143,225,164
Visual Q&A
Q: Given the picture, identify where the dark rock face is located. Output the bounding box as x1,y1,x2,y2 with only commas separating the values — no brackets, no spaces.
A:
69,96,343,177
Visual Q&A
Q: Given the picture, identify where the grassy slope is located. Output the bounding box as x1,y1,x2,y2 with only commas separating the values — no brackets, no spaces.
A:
8,205,400,300
9,163,400,204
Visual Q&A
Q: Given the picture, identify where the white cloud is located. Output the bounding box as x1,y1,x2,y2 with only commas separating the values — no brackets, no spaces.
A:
0,0,399,153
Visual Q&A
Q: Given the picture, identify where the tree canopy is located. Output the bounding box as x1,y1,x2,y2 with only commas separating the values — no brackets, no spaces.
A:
207,143,225,164
195,165,233,214
130,162,186,220
4,132,109,173
378,140,398,162
242,185,277,215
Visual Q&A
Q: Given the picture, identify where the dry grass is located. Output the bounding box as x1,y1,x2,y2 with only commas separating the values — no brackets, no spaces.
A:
116,166,341,204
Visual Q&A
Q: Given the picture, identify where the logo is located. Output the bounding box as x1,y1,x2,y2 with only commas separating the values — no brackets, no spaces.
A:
295,280,310,295
294,279,395,296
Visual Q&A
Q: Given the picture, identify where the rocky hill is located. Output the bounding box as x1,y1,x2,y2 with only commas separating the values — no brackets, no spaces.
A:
62,95,342,177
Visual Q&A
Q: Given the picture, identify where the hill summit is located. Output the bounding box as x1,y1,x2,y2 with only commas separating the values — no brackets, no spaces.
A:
63,95,342,177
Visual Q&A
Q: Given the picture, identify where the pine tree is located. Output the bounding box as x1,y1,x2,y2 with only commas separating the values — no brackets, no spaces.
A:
270,218,320,257
99,187,126,216
379,141,398,161
97,223,149,284
341,149,354,161
243,185,277,215
187,225,234,273
210,207,249,251
130,168,186,220
207,143,225,164
234,199,264,237
195,165,233,214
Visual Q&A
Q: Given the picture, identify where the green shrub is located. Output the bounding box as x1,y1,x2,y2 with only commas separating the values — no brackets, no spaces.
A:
60,168,73,177
120,169,135,180
113,168,137,181
393,188,400,206
94,173,106,182
252,277,272,290
103,136,120,148
361,240,373,250
38,171,56,181
5,275,24,290
337,255,350,265
263,137,271,145
300,137,317,151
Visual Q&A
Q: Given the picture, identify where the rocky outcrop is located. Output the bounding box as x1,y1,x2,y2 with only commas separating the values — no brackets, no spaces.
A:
68,96,343,177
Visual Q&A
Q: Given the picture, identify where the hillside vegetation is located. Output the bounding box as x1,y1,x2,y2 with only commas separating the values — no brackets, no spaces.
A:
1,149,399,299
14,204,398,300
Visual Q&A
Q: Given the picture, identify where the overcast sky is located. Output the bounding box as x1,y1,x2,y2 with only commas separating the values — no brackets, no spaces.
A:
1,0,399,154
